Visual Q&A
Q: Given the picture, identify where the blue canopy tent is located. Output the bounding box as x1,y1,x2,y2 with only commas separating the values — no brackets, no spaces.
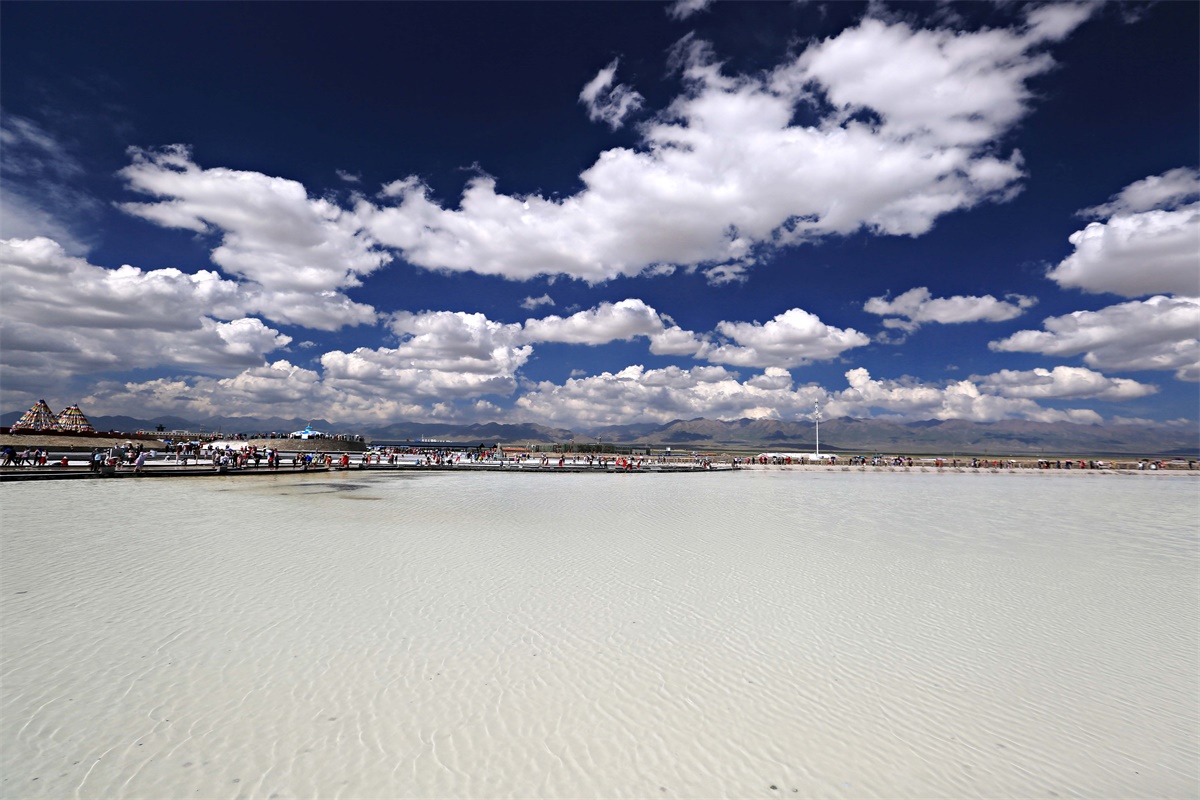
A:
291,424,324,440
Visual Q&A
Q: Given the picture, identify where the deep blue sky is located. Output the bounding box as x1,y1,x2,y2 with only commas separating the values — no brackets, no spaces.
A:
2,1,1197,430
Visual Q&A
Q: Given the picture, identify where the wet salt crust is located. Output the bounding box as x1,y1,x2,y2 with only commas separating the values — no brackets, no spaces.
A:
2,470,1196,799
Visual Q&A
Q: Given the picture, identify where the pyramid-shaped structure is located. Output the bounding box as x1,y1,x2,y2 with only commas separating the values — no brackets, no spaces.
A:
10,399,56,431
55,404,95,433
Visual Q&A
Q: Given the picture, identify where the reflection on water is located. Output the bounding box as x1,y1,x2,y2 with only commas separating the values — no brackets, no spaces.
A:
292,481,371,493
2,470,1196,799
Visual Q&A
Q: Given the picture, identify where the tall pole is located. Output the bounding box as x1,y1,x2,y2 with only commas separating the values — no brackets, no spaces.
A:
814,401,821,457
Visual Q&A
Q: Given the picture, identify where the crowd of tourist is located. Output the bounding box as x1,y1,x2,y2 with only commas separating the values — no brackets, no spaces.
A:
2,443,1194,474
1,446,51,467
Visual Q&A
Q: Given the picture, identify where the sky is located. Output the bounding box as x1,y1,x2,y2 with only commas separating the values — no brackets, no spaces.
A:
1,0,1197,431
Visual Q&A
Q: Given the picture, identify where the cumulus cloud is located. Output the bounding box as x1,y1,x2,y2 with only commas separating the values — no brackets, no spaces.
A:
649,324,709,357
1047,209,1200,299
72,353,1137,429
319,346,528,403
61,301,865,424
864,286,1036,333
522,298,667,345
0,236,291,396
118,145,386,328
56,299,749,419
1078,167,1200,218
990,295,1200,381
518,298,709,355
384,309,530,374
80,361,339,421
362,8,1093,284
516,364,821,427
514,362,1118,428
1046,168,1200,298
80,347,523,425
830,367,1103,424
231,309,537,415
970,366,1157,401
239,288,377,331
521,294,555,310
1007,173,1200,388
704,308,870,368
579,59,645,130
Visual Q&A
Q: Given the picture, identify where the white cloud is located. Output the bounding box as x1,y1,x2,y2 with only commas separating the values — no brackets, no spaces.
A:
990,295,1200,381
87,362,507,425
1023,3,1097,43
239,309,537,413
384,310,530,375
579,59,645,130
704,308,870,368
970,366,1157,401
70,354,1130,429
830,367,1103,424
370,301,712,377
0,114,98,255
514,362,1115,428
0,198,93,259
745,366,794,391
1047,204,1200,298
118,145,387,328
319,346,528,403
80,361,337,421
53,300,857,422
781,5,1093,149
1078,167,1200,217
362,10,1092,284
516,364,823,426
667,0,712,21
864,286,1036,334
1108,416,1193,428
517,298,707,355
238,288,377,331
521,294,555,310
649,325,709,356
0,237,291,396
1046,168,1200,298
522,298,666,345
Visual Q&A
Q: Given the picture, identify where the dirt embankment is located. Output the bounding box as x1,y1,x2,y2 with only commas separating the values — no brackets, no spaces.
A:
0,434,169,451
0,434,368,453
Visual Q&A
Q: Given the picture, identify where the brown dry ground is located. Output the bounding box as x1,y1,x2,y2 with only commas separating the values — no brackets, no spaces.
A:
0,434,366,453
0,434,168,451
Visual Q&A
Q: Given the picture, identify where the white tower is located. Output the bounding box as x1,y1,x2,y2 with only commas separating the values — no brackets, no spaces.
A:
813,401,822,457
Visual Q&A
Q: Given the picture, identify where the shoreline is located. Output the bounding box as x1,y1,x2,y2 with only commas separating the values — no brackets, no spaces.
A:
2,458,1195,483
1,435,1195,482
2,434,1193,464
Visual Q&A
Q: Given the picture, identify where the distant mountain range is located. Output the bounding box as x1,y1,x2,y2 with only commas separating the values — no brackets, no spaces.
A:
588,416,1197,456
3,409,1196,456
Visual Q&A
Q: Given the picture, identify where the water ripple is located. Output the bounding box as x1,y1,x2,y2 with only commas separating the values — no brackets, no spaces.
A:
1,471,1195,798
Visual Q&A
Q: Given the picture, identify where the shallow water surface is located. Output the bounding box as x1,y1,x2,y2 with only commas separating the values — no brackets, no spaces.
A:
2,470,1197,798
